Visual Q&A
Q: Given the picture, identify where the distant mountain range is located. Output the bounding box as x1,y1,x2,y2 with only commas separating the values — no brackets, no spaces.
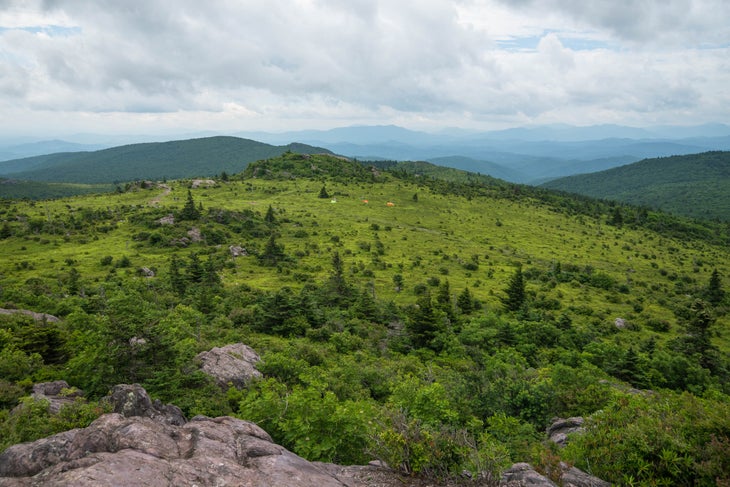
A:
0,137,332,184
541,151,730,221
2,123,730,185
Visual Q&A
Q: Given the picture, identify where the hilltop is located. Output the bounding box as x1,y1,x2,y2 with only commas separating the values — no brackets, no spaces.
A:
541,151,730,221
0,136,332,185
0,152,728,485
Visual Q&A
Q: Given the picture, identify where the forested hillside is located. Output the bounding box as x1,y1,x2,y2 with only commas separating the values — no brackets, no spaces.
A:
541,151,730,221
1,152,728,485
0,136,332,184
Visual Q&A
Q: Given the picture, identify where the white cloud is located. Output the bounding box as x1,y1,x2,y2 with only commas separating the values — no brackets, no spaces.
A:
0,0,727,135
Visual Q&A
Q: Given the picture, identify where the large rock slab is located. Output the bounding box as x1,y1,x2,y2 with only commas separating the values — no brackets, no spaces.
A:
195,343,262,389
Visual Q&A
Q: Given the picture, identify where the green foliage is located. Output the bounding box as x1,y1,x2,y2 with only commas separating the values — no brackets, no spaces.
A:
543,151,730,221
563,391,730,486
0,397,110,452
0,152,729,484
1,136,332,184
501,266,526,312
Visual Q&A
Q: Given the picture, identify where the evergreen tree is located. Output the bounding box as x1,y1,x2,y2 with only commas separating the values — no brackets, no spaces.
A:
0,222,11,239
187,253,204,283
265,205,276,225
610,207,623,227
501,266,526,312
169,255,186,296
407,292,443,350
681,298,716,368
436,279,453,319
259,233,285,266
318,185,329,199
705,268,725,306
220,171,229,182
180,189,201,220
322,251,352,306
457,287,474,314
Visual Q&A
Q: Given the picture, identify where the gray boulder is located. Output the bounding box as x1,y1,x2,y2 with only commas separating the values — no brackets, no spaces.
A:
499,462,610,487
30,381,84,414
547,417,585,447
500,463,558,486
195,343,262,389
0,414,355,486
560,462,611,487
105,383,186,426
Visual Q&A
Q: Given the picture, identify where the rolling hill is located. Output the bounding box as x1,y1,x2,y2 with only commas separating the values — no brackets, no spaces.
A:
0,136,332,184
541,151,730,221
0,152,729,485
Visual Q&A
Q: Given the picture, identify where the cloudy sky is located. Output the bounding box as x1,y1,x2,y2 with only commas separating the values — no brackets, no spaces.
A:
1,0,728,136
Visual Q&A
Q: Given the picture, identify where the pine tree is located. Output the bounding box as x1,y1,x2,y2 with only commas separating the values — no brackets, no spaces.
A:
0,223,11,239
457,287,474,314
265,205,276,225
180,189,201,220
706,268,725,306
318,185,329,199
501,266,526,312
169,255,186,296
187,253,204,283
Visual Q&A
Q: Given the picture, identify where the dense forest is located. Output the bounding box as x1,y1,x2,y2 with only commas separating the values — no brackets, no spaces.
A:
1,152,729,485
542,151,730,221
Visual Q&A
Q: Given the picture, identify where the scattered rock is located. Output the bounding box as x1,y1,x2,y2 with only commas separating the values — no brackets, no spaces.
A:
139,267,155,278
547,417,585,447
156,214,175,225
104,384,186,426
614,318,626,329
191,179,216,188
229,245,248,257
500,463,558,486
559,462,611,487
187,227,202,242
0,308,60,323
30,381,84,414
195,343,262,389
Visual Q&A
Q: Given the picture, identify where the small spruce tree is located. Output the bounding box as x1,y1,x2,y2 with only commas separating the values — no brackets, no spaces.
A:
318,185,329,199
501,266,526,312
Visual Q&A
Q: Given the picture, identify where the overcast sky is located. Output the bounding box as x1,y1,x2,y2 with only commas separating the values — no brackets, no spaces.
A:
1,0,729,137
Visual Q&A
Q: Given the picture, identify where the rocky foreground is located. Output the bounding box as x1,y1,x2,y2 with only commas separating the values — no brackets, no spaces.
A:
0,384,608,486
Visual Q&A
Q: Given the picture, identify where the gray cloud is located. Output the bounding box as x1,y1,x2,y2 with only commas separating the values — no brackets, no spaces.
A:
0,0,727,134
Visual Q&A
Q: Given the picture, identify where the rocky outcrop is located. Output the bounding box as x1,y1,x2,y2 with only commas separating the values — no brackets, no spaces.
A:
500,463,558,486
229,245,248,257
0,308,60,323
0,384,360,486
547,417,585,447
560,462,611,487
499,462,610,487
105,384,186,426
195,343,262,389
30,381,84,414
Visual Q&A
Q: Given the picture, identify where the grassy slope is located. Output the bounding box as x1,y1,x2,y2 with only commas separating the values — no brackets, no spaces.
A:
1,155,727,354
0,136,332,184
541,151,730,221
0,179,115,200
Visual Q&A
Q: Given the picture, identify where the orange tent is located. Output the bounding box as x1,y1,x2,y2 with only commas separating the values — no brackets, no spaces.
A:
386,201,395,207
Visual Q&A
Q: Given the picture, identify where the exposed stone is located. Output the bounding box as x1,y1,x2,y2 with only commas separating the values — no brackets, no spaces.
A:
187,227,202,242
195,343,262,389
614,318,626,329
191,179,216,188
559,462,611,487
500,463,558,486
0,308,60,323
30,381,84,414
547,417,585,447
0,406,372,486
229,245,248,257
156,214,175,225
139,267,155,278
105,384,186,426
